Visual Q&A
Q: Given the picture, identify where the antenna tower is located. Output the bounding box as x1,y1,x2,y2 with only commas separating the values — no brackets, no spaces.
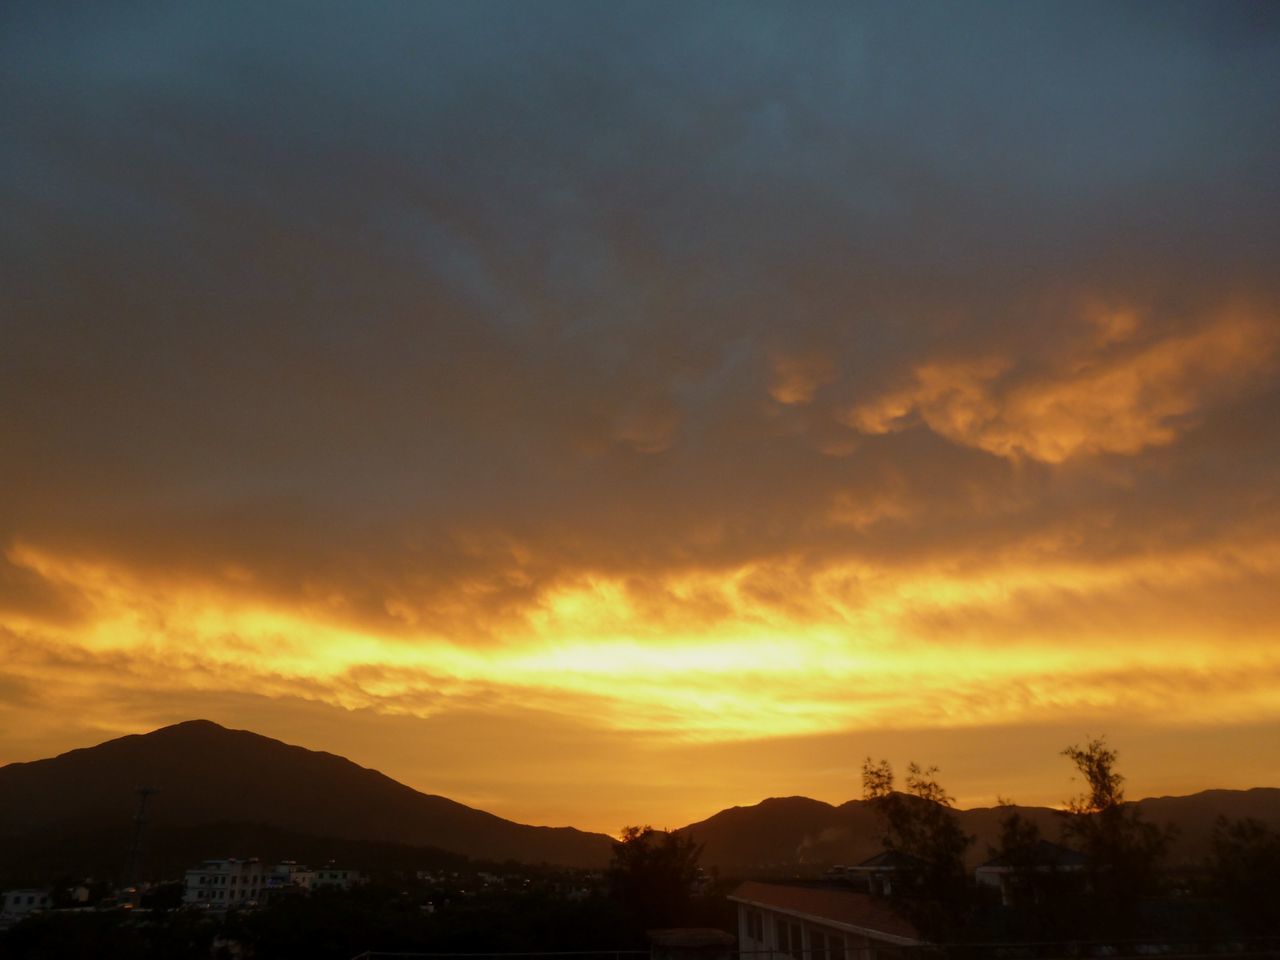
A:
126,786,159,888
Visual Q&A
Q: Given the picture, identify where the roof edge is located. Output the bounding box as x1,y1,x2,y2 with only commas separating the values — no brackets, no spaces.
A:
726,893,926,948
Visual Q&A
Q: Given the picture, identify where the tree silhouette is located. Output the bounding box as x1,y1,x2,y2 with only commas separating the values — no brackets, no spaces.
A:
861,758,973,937
862,759,972,883
1060,737,1170,935
608,825,703,932
1209,816,1280,934
984,798,1084,939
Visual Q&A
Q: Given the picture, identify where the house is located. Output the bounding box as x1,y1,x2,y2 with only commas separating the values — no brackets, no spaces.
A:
842,851,929,898
311,863,363,891
183,858,269,908
728,881,925,960
267,860,315,895
974,839,1087,907
2,888,51,920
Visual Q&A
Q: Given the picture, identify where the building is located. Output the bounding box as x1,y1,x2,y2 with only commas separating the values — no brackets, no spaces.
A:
183,858,269,908
311,863,363,891
729,881,925,960
974,839,1088,906
842,851,929,898
267,860,315,896
2,888,51,919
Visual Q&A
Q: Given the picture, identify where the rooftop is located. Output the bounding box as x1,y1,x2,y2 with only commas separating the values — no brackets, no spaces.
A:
976,840,1088,871
728,881,924,946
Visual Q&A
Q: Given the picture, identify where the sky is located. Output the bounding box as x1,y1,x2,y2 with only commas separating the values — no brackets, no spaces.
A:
3,2,1280,834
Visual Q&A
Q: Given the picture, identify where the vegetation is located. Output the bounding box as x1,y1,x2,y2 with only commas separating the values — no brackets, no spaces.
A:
0,875,636,960
607,825,717,936
982,799,1081,940
1059,737,1171,935
3,737,1276,956
1209,815,1280,934
862,758,974,938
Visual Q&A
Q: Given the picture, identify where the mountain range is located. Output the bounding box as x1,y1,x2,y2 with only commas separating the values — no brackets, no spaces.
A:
676,788,1280,873
2,720,1277,886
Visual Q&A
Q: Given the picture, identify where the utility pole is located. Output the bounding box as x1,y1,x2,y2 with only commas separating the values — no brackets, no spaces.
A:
126,786,159,889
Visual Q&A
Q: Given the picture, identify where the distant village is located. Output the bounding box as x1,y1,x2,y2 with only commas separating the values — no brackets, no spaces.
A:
4,734,1278,959
2,856,610,924
0,842,1078,946
5,831,1278,960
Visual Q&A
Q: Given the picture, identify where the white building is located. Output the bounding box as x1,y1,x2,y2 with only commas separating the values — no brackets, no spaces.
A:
729,881,925,960
311,864,362,891
183,858,269,908
268,860,315,894
2,888,51,919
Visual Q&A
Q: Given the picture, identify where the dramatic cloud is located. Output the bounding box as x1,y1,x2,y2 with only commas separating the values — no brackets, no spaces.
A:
2,2,1279,827
845,308,1276,462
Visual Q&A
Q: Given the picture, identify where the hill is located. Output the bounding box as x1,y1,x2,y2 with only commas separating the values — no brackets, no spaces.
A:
678,789,1280,873
0,719,614,885
6,720,1277,886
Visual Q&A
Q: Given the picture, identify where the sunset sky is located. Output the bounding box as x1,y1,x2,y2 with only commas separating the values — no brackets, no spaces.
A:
3,2,1280,834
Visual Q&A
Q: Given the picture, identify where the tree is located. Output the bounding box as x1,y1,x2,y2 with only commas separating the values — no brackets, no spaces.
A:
861,758,973,911
608,825,703,932
1209,816,1280,934
1059,737,1170,934
1062,738,1125,815
982,799,1084,940
990,798,1044,891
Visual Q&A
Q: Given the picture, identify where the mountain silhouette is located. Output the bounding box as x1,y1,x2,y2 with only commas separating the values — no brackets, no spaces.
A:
677,788,1280,872
0,719,614,884
5,721,1277,886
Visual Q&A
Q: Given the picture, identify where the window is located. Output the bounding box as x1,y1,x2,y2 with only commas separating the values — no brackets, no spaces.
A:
746,910,764,941
778,921,802,959
812,931,827,960
829,934,845,960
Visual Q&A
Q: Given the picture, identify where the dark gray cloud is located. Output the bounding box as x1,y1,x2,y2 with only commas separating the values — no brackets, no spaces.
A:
3,1,1279,636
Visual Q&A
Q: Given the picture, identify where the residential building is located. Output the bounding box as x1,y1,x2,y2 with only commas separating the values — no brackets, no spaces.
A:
843,851,928,898
183,858,269,908
974,839,1088,906
311,863,362,891
2,888,51,919
267,860,315,895
729,881,925,960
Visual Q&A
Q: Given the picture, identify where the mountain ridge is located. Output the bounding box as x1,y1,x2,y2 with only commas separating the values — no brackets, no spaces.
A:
0,718,616,883
4,720,1277,884
677,787,1280,872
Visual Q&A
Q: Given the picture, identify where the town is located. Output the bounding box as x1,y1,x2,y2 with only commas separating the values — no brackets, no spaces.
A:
3,741,1278,959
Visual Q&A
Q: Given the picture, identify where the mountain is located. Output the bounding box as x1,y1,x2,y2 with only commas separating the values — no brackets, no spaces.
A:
6,720,1277,887
678,789,1280,873
0,719,614,884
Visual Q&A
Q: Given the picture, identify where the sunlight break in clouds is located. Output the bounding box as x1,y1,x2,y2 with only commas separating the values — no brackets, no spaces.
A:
6,534,1280,754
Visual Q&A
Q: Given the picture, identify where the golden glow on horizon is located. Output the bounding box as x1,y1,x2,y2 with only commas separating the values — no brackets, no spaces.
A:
7,532,1280,753
2,304,1277,827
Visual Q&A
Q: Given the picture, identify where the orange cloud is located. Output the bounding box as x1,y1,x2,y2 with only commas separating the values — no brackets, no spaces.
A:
769,352,836,406
6,532,1280,746
844,308,1277,462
